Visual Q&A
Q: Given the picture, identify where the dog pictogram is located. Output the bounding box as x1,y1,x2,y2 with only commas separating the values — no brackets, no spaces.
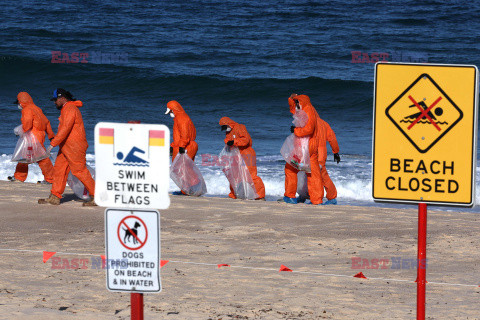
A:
117,216,148,250
123,221,141,245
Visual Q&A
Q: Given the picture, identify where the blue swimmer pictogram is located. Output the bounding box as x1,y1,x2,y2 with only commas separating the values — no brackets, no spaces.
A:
114,146,150,167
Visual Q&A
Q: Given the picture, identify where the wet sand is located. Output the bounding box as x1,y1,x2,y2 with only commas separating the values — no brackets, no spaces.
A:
0,180,479,319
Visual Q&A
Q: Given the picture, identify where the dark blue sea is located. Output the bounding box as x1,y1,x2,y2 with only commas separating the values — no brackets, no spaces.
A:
1,0,479,210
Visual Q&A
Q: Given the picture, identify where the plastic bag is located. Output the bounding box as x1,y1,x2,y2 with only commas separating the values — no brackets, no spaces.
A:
280,134,311,172
11,129,48,164
219,146,258,200
292,109,308,128
13,125,23,136
67,165,95,200
280,110,311,172
170,153,207,196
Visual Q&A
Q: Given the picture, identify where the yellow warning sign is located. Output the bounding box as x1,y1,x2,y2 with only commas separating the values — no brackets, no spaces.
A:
373,63,478,206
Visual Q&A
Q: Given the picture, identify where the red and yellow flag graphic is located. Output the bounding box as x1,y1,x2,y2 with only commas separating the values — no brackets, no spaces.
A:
99,128,114,144
149,130,165,146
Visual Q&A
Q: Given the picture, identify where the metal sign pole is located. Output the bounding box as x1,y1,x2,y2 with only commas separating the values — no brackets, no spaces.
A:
131,292,144,320
417,203,427,320
130,120,145,320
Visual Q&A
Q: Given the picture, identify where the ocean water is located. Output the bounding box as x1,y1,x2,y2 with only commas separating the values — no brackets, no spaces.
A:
0,0,479,211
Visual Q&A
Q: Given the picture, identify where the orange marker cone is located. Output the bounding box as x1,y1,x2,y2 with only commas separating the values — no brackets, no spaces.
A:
160,260,169,268
43,251,56,263
279,265,293,272
100,255,107,269
217,264,230,268
354,272,367,279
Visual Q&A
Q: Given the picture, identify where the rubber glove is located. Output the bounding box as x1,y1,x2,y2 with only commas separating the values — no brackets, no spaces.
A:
334,153,341,163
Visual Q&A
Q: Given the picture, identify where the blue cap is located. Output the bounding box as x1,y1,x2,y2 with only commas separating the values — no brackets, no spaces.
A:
50,88,72,101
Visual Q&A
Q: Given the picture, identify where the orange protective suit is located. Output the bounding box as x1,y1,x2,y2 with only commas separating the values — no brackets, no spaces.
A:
14,92,55,182
168,101,198,161
317,118,340,201
49,100,95,199
285,95,323,204
219,117,265,199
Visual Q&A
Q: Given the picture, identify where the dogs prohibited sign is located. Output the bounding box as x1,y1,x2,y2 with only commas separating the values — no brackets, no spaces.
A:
105,208,161,292
373,63,478,206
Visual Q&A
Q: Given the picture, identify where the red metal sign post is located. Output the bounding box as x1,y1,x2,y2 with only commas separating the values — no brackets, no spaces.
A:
417,203,427,320
131,292,144,320
128,120,145,320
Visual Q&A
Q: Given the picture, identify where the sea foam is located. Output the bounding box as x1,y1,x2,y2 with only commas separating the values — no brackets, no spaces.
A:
1,153,479,212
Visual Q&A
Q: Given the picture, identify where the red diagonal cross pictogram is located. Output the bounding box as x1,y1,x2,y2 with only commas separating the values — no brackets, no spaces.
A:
122,221,144,246
407,95,442,131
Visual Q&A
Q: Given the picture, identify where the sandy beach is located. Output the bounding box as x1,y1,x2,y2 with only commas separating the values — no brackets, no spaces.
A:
0,180,479,319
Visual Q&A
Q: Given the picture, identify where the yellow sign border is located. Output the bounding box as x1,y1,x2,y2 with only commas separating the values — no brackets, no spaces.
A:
372,62,478,207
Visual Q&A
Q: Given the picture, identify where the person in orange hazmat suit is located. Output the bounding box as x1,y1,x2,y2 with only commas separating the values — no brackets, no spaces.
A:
316,117,340,205
38,88,96,206
165,100,199,195
284,94,323,205
219,117,265,200
8,92,55,183
297,114,341,205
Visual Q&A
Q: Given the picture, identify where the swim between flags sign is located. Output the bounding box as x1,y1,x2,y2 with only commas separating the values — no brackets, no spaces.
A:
373,63,478,206
94,122,170,209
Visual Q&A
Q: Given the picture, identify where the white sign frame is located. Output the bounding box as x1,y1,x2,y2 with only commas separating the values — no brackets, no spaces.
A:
372,62,478,206
94,122,170,209
105,208,161,293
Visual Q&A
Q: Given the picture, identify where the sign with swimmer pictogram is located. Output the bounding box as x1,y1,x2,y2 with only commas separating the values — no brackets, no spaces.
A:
105,208,161,292
94,122,170,209
373,63,478,206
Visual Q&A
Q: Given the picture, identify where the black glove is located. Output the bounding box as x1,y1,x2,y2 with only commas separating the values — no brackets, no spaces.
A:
179,147,185,154
227,140,234,146
170,146,173,155
334,153,341,163
290,126,296,133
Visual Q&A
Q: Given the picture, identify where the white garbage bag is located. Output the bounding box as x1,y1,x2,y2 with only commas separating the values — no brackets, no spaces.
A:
13,125,23,136
280,135,311,172
219,146,257,200
280,110,311,172
170,153,207,196
11,127,48,164
67,165,95,200
292,109,308,128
